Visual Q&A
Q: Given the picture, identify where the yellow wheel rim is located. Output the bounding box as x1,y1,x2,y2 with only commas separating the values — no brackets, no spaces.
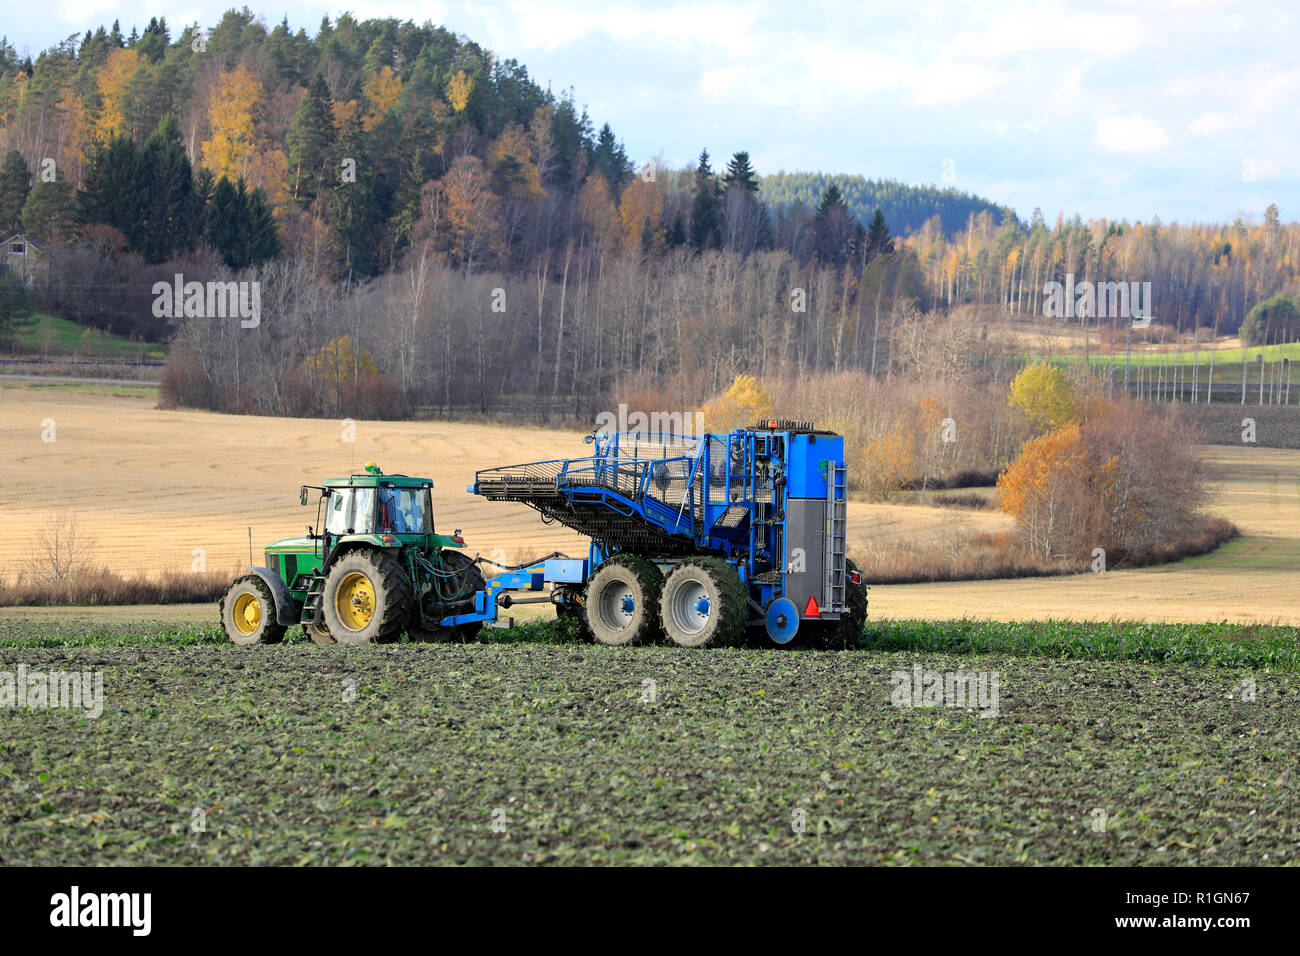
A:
232,592,262,635
335,571,376,631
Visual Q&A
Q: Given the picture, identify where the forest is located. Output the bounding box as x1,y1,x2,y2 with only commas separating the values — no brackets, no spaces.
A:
0,9,1297,425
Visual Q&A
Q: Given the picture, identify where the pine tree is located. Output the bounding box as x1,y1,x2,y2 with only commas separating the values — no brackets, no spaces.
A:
723,151,758,192
864,207,894,264
77,134,147,249
0,150,32,234
138,115,198,263
21,173,76,245
205,177,242,266
288,72,337,204
138,17,169,64
591,123,630,192
690,149,722,251
666,213,687,248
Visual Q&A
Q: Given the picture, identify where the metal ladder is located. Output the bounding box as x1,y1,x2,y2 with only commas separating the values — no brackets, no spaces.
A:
303,575,326,625
824,463,848,612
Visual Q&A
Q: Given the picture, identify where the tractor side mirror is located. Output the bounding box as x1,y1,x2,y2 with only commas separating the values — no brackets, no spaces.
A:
299,485,309,506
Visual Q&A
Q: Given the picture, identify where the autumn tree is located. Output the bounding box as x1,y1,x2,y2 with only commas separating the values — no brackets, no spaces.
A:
697,374,774,432
619,177,664,253
441,154,500,269
201,65,264,184
1008,362,1076,432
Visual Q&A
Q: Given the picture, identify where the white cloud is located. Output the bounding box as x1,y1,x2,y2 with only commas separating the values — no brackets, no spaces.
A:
1094,115,1169,154
1187,111,1243,136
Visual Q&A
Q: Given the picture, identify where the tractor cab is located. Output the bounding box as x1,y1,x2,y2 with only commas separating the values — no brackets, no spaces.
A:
321,478,433,537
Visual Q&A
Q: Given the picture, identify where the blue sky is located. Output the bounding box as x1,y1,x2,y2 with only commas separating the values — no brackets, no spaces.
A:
4,0,1295,224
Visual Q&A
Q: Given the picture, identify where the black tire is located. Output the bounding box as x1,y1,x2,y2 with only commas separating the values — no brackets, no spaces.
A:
805,558,868,649
220,575,287,646
321,549,412,644
583,553,663,646
659,556,747,648
408,550,485,643
306,621,335,644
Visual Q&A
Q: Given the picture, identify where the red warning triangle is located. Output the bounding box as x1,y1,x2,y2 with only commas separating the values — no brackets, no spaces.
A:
804,595,820,617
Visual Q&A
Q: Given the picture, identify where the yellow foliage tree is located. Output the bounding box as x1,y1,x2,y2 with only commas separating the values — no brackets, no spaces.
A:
363,66,402,129
575,174,620,251
200,66,263,183
93,48,142,142
697,374,774,432
618,177,664,252
1008,361,1076,432
492,124,544,199
858,424,916,501
446,71,473,112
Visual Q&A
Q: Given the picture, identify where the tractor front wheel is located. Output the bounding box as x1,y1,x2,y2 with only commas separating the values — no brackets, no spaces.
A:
321,550,412,644
220,575,287,646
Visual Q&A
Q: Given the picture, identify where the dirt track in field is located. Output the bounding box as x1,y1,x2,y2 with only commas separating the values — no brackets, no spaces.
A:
2,388,1298,625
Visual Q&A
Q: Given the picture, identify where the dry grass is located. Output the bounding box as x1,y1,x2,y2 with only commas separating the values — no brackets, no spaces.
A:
0,386,1295,624
0,568,236,607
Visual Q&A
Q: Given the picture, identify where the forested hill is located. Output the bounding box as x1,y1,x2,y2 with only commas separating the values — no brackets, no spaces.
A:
760,172,1015,237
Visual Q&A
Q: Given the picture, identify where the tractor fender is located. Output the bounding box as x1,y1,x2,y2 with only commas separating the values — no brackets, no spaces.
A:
243,566,298,626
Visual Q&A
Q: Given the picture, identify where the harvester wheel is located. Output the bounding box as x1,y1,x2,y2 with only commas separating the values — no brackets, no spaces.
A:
408,550,485,643
584,554,662,646
660,557,746,648
321,549,412,644
805,558,869,649
220,575,287,646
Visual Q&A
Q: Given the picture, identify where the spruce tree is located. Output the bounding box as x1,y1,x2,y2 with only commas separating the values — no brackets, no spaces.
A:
722,151,758,193
138,115,198,263
0,150,32,234
592,123,630,192
690,149,722,251
21,173,76,244
865,207,894,263
288,73,337,204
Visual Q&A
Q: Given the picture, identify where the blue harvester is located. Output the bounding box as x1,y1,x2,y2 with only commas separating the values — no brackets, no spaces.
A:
457,421,866,647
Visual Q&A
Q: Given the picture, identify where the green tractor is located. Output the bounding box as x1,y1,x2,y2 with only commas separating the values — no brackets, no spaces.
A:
219,462,484,645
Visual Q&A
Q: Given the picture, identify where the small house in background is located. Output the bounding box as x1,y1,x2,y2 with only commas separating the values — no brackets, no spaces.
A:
0,231,44,288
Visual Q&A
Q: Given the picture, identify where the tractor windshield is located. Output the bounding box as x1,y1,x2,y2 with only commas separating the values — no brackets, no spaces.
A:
323,485,431,536
377,487,431,534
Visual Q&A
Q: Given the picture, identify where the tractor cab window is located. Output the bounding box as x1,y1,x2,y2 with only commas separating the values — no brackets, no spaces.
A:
324,489,352,535
377,487,431,534
324,488,377,535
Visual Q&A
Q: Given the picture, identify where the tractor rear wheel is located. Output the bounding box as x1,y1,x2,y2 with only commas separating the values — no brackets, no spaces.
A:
321,549,412,644
660,557,747,648
584,554,662,646
220,575,287,646
408,550,485,643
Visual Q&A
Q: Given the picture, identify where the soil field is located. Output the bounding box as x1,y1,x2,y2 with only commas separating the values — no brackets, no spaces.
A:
1,639,1295,865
